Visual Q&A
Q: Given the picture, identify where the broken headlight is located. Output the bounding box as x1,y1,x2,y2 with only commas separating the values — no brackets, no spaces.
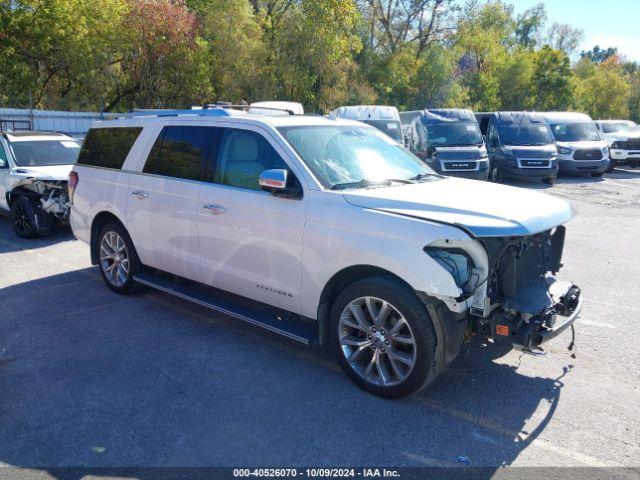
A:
424,247,475,294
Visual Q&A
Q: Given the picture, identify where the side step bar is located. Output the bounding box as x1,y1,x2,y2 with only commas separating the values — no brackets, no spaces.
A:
133,272,318,345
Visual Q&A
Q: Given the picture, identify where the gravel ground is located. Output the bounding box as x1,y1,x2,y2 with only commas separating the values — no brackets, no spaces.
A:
0,168,639,474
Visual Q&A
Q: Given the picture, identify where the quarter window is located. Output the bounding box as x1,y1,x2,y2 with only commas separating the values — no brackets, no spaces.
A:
0,143,7,168
215,128,288,190
78,127,142,169
143,126,217,182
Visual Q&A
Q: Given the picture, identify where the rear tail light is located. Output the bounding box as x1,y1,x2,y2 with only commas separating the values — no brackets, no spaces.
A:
68,171,78,204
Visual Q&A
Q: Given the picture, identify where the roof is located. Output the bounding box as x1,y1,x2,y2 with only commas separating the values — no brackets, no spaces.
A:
91,110,364,129
481,111,546,125
2,131,76,142
540,111,594,124
418,108,476,124
597,119,637,124
329,105,400,121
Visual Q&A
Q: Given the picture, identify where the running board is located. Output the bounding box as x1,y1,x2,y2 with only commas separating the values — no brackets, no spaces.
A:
133,272,318,345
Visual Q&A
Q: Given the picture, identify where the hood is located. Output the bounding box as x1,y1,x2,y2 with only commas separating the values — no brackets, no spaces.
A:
10,164,74,181
602,132,640,142
342,177,574,237
509,145,556,158
435,146,486,160
556,140,606,150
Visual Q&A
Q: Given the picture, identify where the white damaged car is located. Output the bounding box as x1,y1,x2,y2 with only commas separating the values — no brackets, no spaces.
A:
0,131,80,237
70,110,582,398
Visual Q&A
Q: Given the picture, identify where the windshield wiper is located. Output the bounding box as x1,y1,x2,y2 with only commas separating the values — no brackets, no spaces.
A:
330,178,413,190
410,172,439,182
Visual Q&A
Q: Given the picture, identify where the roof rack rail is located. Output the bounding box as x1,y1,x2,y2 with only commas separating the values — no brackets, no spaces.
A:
121,104,298,119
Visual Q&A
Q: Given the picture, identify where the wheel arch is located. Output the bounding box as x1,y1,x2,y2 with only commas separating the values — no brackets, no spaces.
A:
90,211,127,265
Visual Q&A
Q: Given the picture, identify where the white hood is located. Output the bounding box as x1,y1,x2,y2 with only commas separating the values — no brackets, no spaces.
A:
11,164,74,181
556,140,607,150
343,177,574,237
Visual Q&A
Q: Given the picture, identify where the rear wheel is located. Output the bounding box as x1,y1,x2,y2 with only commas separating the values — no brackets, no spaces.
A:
10,196,39,238
97,222,140,294
330,276,438,398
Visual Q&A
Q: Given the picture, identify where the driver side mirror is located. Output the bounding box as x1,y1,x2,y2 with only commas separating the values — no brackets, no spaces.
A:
259,169,302,199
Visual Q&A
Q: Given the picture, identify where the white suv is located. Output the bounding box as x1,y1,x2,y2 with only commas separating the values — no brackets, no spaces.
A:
70,107,582,398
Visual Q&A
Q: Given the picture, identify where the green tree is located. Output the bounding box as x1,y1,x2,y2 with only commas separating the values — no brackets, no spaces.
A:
530,46,573,110
574,59,631,119
515,2,546,49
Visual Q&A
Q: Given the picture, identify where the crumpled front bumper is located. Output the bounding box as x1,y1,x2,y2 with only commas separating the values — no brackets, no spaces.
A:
490,281,582,352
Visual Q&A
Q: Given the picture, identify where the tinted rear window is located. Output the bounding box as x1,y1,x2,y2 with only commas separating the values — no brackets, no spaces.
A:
78,127,142,169
143,126,216,182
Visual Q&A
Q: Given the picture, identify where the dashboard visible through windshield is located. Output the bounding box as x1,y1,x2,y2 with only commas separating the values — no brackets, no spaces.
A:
498,124,554,146
279,125,437,189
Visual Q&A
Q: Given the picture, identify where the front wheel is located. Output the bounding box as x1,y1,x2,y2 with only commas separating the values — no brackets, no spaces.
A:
330,276,438,398
591,172,604,178
10,196,40,238
542,177,556,185
97,222,140,294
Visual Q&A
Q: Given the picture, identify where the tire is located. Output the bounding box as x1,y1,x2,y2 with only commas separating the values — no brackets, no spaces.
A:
488,161,501,183
542,177,556,185
605,158,616,173
97,221,141,294
10,196,40,238
590,172,604,178
330,276,438,399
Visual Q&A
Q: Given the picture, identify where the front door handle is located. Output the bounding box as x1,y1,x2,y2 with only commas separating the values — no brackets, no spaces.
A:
132,190,149,199
203,204,227,215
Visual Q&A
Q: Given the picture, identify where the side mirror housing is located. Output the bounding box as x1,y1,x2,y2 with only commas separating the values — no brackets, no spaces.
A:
259,169,302,199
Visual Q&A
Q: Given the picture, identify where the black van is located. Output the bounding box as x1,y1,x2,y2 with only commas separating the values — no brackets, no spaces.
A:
475,112,558,184
405,109,489,180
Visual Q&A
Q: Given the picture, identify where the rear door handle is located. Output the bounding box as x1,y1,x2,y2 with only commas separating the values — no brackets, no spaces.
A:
132,190,149,199
203,204,227,215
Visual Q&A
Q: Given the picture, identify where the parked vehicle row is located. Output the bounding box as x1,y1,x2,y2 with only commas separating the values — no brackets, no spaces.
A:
331,104,633,184
64,105,582,398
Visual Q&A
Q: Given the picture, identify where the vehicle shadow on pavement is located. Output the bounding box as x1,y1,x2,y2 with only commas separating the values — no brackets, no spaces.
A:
0,217,75,254
0,268,571,477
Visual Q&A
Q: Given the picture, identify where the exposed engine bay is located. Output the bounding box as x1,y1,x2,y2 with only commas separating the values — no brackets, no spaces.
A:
9,178,71,232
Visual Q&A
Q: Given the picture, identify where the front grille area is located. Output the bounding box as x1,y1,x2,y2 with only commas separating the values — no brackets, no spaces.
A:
627,138,640,150
574,149,603,160
481,227,566,303
442,161,477,171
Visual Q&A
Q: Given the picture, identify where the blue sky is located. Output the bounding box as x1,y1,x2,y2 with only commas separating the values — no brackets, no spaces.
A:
509,0,640,61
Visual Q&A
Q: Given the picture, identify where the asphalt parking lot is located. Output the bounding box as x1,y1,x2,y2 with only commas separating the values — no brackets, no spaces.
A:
1,169,639,473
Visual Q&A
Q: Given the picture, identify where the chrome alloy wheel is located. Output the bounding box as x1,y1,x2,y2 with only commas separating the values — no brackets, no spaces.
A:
338,297,417,387
99,231,130,287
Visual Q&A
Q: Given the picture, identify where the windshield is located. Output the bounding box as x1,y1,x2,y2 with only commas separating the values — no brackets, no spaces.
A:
498,124,554,146
602,121,640,134
550,123,601,142
278,125,436,189
364,120,403,142
421,121,483,147
11,139,80,167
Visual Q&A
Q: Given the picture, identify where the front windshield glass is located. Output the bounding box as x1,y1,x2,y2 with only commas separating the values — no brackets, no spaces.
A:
602,121,640,134
364,120,403,142
11,139,81,167
550,123,601,142
278,125,436,189
423,121,483,147
498,124,554,146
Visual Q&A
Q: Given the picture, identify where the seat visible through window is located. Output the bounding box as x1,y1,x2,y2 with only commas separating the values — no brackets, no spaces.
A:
217,129,287,190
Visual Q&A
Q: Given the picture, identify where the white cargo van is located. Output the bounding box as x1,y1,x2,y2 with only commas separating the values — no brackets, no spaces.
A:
329,105,403,144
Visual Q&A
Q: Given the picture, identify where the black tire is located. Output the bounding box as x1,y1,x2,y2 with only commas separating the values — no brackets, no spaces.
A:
10,196,40,238
591,172,604,178
605,158,616,173
330,275,438,399
542,177,556,185
488,161,501,183
96,221,141,294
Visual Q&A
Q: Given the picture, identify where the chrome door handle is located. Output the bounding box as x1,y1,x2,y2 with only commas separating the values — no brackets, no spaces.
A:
132,190,149,199
203,204,227,215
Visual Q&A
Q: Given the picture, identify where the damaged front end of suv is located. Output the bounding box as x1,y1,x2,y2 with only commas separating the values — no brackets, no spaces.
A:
8,175,72,235
475,227,581,354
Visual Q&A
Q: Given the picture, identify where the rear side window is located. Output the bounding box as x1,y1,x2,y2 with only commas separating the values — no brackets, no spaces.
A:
78,127,142,169
143,126,216,182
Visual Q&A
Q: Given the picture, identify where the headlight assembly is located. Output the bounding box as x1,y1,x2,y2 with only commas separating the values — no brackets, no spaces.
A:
558,147,572,155
424,247,474,293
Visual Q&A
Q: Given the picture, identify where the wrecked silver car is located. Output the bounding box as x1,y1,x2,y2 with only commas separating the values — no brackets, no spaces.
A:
0,131,80,238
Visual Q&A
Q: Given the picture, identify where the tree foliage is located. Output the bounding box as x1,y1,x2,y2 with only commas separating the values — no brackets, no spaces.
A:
1,0,639,121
